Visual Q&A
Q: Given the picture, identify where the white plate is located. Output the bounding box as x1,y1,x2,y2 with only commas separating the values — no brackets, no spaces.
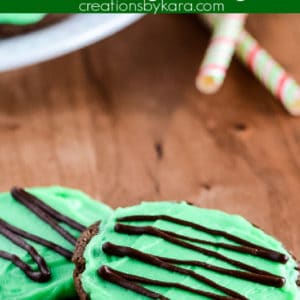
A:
0,14,142,72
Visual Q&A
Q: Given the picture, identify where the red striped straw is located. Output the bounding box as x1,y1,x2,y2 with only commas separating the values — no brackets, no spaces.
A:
202,14,300,115
196,14,247,94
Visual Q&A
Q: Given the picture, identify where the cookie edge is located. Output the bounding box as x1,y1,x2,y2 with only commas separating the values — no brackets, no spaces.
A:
73,221,100,300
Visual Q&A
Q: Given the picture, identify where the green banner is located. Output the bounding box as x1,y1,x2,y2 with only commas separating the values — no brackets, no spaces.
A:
0,0,300,13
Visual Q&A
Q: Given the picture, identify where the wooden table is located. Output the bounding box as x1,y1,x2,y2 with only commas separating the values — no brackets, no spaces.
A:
0,15,299,257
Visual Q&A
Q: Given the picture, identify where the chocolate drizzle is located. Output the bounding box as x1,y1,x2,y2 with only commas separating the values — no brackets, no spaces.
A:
11,187,81,245
0,219,50,282
102,242,247,299
117,215,288,263
97,213,292,300
0,217,72,259
0,187,86,282
99,265,237,300
11,187,86,232
99,266,168,300
114,223,284,278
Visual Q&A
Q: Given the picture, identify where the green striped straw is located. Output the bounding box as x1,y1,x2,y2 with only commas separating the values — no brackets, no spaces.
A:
202,14,300,116
196,14,247,94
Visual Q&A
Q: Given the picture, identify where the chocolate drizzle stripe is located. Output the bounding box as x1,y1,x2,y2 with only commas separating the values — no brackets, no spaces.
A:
0,187,86,282
115,223,282,279
0,218,72,259
117,215,288,263
99,266,237,300
0,219,50,282
11,187,77,245
99,266,168,300
158,228,283,262
102,242,247,299
11,187,86,232
155,256,284,287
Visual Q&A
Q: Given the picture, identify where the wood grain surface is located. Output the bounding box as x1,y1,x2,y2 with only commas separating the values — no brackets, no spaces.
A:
0,15,299,258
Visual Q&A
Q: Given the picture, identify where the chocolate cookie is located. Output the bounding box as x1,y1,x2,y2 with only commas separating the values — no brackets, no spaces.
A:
75,201,300,299
0,186,112,299
73,222,100,300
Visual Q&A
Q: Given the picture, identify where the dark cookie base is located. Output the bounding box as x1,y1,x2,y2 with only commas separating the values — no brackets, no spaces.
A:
73,222,100,300
0,14,69,37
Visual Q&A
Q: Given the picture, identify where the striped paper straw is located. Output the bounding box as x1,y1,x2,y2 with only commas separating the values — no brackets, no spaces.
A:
196,14,247,94
202,14,300,116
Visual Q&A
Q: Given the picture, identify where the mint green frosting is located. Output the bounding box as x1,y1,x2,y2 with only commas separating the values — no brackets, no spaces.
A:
0,186,112,300
82,202,300,299
0,14,46,25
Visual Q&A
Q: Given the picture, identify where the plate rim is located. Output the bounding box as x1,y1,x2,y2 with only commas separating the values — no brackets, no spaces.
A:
0,14,143,72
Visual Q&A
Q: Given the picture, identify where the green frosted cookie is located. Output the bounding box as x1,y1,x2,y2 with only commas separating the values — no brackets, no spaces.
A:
0,14,46,25
0,14,68,37
0,186,112,300
78,201,300,300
